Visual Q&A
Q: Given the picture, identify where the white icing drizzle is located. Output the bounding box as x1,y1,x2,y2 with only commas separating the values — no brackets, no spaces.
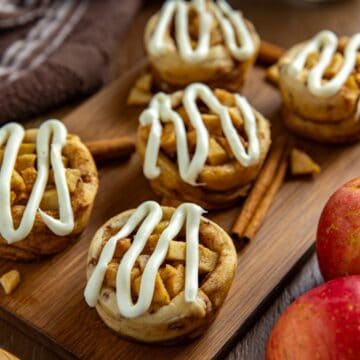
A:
0,119,74,244
140,83,260,185
288,30,360,97
210,0,255,60
84,201,205,319
148,0,255,63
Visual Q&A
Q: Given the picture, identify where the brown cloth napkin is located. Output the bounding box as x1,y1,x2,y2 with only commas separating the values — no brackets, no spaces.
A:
0,0,141,123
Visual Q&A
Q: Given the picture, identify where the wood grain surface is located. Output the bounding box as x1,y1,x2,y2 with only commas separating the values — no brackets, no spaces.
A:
0,48,358,360
1,1,360,359
228,254,323,360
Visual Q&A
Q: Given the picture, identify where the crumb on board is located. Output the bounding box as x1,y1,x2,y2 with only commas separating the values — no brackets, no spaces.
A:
0,270,21,295
265,63,280,86
127,72,153,106
290,148,321,177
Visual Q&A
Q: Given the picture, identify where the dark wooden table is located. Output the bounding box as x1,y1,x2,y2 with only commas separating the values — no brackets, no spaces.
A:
1,1,359,358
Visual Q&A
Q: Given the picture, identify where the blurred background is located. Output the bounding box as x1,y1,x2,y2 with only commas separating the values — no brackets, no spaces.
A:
116,0,360,74
1,0,359,123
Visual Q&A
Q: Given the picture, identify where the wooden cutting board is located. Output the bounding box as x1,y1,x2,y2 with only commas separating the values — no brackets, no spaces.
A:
0,62,359,360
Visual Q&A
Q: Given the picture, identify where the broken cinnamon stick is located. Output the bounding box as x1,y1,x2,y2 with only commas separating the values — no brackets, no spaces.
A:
231,136,288,241
258,40,286,65
85,137,135,162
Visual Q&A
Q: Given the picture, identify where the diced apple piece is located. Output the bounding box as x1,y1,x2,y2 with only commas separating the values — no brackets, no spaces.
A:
153,221,169,235
165,264,185,298
18,143,36,155
208,138,228,165
160,123,177,156
324,52,343,79
176,106,192,128
345,75,358,90
66,168,81,193
228,107,244,130
201,114,222,135
21,168,37,191
133,273,170,305
105,263,140,288
167,241,218,273
11,170,26,191
214,88,235,106
114,238,131,258
305,51,319,69
159,264,178,281
15,154,36,171
40,189,59,210
187,130,197,152
136,254,150,271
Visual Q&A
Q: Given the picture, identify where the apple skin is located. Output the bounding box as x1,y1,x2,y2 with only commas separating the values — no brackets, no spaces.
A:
266,276,360,360
316,178,360,280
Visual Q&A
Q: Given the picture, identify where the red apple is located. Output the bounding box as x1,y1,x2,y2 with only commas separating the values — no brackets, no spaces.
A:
266,276,360,360
316,178,360,280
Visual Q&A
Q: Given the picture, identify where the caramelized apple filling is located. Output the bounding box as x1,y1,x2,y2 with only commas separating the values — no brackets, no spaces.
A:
168,3,224,51
304,44,360,90
0,132,82,214
100,220,218,313
141,88,250,168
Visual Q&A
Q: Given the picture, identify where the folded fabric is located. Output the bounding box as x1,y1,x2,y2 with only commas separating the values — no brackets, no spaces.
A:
0,0,141,123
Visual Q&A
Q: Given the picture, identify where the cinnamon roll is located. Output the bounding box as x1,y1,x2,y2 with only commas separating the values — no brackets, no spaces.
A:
144,0,260,92
137,83,271,209
84,200,237,343
0,120,98,261
278,30,360,143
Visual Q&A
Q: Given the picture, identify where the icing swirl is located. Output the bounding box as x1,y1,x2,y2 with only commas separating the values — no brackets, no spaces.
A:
148,0,256,63
288,30,360,97
140,83,260,185
84,201,205,318
0,119,74,244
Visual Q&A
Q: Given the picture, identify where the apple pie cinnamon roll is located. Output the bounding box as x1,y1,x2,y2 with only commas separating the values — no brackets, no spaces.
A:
137,83,271,209
0,120,98,261
144,0,260,92
84,200,237,343
278,30,360,143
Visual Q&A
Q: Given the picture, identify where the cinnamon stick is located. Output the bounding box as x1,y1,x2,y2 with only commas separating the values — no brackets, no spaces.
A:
85,137,135,162
242,154,288,242
231,136,288,241
258,40,286,65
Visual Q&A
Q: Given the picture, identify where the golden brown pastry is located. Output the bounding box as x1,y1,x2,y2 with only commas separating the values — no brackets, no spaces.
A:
278,30,360,143
0,120,98,261
144,0,260,92
137,83,271,209
84,200,237,343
